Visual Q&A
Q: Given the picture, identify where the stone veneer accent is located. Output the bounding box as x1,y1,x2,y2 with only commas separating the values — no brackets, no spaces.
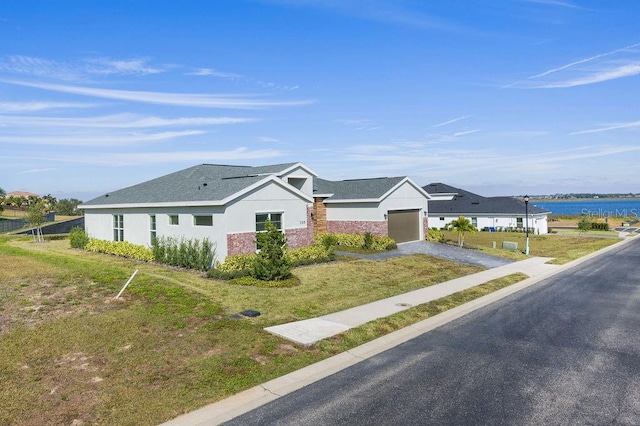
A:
423,216,429,238
327,220,387,237
313,198,328,233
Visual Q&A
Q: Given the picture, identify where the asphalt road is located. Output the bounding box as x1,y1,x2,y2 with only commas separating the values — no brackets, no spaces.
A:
224,238,640,425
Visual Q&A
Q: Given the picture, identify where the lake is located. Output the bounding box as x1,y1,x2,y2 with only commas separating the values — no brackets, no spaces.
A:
532,199,640,218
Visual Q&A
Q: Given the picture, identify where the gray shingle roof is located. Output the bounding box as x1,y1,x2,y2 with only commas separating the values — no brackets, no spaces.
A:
314,176,407,201
82,163,298,206
424,183,549,215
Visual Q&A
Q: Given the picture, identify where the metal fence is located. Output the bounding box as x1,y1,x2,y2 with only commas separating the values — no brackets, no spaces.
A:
0,218,26,233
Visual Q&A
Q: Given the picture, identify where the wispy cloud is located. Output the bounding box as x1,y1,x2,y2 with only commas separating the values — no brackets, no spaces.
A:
0,55,169,80
1,79,314,109
1,148,283,166
538,63,640,88
506,42,640,89
570,120,640,135
0,113,256,128
264,0,470,33
0,101,98,113
19,168,56,174
184,68,242,79
0,130,204,146
529,43,640,79
453,129,480,137
523,0,582,9
433,115,472,127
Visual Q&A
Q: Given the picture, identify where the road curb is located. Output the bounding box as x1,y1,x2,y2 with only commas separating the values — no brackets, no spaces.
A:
161,236,636,426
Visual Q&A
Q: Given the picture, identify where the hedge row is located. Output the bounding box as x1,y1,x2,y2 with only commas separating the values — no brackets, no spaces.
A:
85,239,154,262
211,243,335,279
316,232,397,251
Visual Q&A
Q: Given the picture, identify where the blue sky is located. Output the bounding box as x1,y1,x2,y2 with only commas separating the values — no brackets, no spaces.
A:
1,0,639,200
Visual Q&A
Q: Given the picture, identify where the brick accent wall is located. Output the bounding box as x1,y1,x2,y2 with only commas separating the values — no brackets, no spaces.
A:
285,206,314,248
327,220,388,237
423,216,429,239
227,232,255,256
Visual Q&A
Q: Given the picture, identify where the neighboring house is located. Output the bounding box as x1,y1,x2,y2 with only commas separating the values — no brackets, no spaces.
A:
313,176,431,243
80,162,434,263
80,163,316,263
424,183,550,235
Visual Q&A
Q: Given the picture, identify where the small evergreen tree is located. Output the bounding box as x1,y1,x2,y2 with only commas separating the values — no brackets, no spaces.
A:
253,220,291,281
363,232,374,250
577,214,592,233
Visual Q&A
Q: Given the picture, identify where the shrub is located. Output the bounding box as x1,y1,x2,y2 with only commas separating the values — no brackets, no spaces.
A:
363,232,374,249
69,226,89,249
152,236,216,271
316,232,396,251
426,227,444,242
318,233,339,249
591,222,609,231
85,239,154,262
252,220,291,281
214,253,256,272
286,244,335,266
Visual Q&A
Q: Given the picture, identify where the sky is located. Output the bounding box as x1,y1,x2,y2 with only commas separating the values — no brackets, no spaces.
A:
1,0,639,200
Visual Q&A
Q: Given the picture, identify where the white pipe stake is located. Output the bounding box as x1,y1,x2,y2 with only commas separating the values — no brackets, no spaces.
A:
115,269,139,299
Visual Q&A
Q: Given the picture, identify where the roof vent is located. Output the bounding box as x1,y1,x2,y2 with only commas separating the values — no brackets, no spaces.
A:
105,194,109,197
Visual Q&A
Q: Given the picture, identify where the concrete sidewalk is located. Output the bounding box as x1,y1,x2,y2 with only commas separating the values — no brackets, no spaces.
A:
162,237,637,426
264,256,558,345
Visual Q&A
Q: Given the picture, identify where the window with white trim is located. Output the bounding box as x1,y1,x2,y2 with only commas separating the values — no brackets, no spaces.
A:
193,215,213,226
256,213,282,232
169,214,179,225
113,214,124,241
150,215,156,244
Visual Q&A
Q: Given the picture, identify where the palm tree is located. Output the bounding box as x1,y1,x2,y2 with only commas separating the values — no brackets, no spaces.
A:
448,216,476,248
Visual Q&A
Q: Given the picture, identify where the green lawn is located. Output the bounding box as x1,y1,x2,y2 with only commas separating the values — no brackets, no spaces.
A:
1,237,527,426
440,230,620,264
1,229,621,424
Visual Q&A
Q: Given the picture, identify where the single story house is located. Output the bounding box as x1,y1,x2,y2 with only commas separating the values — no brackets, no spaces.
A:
424,183,550,234
80,162,431,263
313,176,431,243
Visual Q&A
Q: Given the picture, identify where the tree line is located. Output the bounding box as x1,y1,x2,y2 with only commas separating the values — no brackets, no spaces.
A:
0,187,83,216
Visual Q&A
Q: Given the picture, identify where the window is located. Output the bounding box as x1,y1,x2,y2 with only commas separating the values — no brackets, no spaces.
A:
169,214,179,225
193,215,213,226
472,217,478,228
150,215,156,244
256,213,282,232
113,214,124,241
516,217,523,228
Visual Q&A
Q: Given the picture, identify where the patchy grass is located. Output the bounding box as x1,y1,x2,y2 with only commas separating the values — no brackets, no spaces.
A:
440,230,620,264
0,237,535,425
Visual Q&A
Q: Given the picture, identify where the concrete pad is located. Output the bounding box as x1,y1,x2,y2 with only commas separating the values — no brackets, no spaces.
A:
264,318,351,345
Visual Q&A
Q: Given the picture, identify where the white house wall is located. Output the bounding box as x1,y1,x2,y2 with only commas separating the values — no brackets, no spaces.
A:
431,214,548,235
84,206,228,257
225,181,311,233
280,166,315,196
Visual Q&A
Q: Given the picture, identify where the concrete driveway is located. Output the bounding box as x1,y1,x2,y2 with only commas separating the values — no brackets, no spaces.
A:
337,240,513,269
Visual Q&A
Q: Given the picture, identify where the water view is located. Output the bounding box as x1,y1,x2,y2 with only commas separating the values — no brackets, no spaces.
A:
532,199,640,218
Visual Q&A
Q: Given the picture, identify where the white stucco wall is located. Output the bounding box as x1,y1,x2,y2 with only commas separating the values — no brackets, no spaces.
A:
225,181,311,233
430,214,548,235
84,206,228,258
280,166,315,196
83,179,312,263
